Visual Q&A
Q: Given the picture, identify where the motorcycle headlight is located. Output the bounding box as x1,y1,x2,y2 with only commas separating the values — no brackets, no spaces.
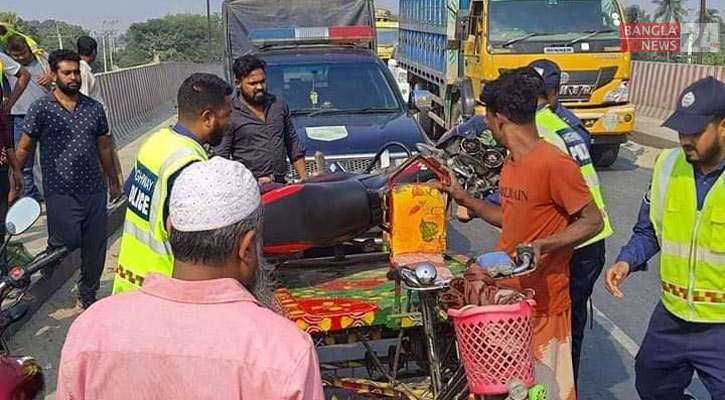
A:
604,81,629,103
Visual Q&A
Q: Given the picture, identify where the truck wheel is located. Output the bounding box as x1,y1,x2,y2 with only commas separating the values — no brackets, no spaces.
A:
591,143,620,168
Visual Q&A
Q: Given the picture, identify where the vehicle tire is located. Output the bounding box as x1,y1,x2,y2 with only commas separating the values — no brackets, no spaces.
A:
591,143,620,168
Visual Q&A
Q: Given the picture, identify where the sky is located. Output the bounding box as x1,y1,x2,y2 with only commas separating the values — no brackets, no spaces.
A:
3,0,723,33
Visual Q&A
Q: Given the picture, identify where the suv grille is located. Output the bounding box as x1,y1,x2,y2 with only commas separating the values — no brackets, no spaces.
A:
286,155,407,180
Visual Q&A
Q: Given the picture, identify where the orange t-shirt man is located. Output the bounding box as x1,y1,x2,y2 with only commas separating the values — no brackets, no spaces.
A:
497,141,593,316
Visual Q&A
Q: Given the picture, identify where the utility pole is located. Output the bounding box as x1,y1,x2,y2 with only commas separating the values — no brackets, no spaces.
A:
206,0,213,61
101,33,108,72
55,22,63,49
698,0,706,64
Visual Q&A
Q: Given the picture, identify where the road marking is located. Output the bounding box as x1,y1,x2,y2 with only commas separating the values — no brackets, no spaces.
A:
592,304,641,359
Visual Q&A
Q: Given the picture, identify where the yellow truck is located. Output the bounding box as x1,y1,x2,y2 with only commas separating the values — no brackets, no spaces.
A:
376,19,399,62
397,0,634,167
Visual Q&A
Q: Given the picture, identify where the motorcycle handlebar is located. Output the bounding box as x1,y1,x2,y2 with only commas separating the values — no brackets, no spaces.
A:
25,247,69,275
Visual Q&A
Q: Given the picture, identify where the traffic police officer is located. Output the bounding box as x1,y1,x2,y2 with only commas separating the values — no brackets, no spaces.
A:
606,77,725,399
113,73,233,294
528,59,592,146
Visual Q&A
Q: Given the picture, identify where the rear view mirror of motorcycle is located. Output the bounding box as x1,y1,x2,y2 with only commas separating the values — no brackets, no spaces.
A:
5,197,41,236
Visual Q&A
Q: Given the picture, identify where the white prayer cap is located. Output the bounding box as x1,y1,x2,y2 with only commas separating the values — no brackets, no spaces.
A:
169,156,261,232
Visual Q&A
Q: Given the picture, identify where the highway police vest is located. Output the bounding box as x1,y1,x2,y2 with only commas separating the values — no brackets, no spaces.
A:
112,128,208,294
535,107,613,248
650,148,725,323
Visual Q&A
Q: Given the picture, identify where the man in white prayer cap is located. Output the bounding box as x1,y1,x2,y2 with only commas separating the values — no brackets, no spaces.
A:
56,157,324,400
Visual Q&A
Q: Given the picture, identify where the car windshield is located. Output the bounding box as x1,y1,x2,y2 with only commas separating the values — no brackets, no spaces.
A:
377,28,399,46
488,0,622,44
266,62,400,112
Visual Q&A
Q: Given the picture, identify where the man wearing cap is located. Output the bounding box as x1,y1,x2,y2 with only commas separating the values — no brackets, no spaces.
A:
113,73,233,295
528,59,591,147
605,76,725,399
57,157,325,399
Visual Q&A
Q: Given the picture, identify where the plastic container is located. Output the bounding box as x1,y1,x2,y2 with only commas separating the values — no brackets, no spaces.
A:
447,300,536,395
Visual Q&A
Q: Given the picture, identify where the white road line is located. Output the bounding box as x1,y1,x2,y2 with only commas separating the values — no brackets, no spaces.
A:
592,304,641,359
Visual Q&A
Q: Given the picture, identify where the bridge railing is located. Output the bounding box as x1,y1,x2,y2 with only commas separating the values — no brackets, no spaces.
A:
97,62,223,145
630,61,725,120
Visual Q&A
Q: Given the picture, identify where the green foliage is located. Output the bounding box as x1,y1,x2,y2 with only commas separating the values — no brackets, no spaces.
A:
0,13,89,53
115,13,223,68
652,0,688,24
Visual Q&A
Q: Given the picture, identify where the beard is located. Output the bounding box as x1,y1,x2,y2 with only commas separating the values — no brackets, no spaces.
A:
56,80,80,95
242,89,267,106
208,123,226,147
246,241,279,312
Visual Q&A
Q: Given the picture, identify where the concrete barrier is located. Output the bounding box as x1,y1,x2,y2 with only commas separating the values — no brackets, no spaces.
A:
98,62,223,144
630,61,725,120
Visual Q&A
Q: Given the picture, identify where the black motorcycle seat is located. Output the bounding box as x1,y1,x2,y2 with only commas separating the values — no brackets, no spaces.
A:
263,179,375,253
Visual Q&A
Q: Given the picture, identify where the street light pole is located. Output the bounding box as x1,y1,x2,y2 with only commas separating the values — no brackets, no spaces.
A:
206,0,212,61
698,0,706,64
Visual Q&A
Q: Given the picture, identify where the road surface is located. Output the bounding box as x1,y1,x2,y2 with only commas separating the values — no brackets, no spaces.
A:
9,134,708,399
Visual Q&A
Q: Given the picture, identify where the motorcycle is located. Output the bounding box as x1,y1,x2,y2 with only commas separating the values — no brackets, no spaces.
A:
0,197,69,400
262,130,506,258
417,121,506,200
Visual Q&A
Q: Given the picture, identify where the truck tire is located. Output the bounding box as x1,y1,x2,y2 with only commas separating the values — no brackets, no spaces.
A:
591,143,620,168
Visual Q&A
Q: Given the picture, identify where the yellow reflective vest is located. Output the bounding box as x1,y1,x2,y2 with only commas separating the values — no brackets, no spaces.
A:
112,128,208,294
649,148,725,322
535,106,613,248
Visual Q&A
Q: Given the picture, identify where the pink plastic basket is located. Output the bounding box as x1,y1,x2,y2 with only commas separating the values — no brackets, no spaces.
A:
447,300,536,395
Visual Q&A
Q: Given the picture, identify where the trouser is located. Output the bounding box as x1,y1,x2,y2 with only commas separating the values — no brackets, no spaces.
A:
568,239,606,383
532,309,576,400
12,115,41,200
635,302,725,400
45,192,107,308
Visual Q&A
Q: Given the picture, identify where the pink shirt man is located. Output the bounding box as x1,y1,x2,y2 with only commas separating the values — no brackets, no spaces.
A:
56,274,324,399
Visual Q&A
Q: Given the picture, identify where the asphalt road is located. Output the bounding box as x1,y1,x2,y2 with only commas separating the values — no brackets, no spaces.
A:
7,137,710,399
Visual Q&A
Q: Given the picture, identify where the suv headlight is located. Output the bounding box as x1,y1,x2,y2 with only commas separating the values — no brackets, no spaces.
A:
604,81,629,103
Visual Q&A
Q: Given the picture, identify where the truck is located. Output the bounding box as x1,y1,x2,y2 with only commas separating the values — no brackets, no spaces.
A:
222,0,427,180
396,0,635,167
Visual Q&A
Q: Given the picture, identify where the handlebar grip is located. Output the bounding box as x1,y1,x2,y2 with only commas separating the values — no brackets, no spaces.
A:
25,247,69,275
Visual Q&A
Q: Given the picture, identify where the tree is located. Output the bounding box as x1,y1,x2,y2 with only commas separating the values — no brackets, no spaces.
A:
652,0,688,23
0,14,88,53
625,5,651,23
115,13,223,68
704,8,722,24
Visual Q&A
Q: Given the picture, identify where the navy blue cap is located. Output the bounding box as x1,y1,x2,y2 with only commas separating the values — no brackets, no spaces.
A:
528,59,561,94
663,77,725,135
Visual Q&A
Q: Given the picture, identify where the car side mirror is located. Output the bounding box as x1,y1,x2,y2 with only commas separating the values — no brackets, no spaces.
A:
411,89,434,113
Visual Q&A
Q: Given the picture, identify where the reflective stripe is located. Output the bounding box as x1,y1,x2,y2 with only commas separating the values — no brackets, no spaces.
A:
147,146,198,232
122,219,172,255
654,149,680,230
583,173,600,189
661,239,725,265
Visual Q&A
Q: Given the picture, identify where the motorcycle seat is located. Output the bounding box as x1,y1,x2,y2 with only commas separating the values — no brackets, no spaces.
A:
262,179,377,255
